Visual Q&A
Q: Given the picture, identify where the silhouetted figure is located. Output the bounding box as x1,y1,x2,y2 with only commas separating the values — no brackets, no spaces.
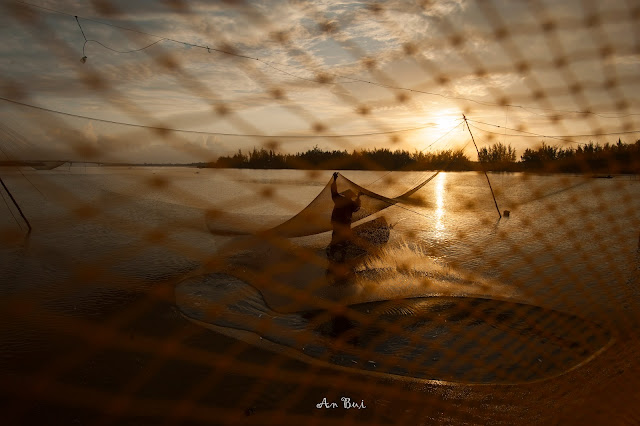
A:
327,172,362,263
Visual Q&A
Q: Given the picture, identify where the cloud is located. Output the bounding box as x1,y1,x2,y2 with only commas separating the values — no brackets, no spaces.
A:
452,72,523,98
1,0,638,162
606,54,640,66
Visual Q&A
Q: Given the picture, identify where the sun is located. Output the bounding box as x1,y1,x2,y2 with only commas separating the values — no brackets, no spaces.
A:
433,111,462,131
410,110,463,151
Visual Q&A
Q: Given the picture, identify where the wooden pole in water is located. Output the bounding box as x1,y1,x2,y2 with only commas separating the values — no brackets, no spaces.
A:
463,114,502,219
0,176,32,233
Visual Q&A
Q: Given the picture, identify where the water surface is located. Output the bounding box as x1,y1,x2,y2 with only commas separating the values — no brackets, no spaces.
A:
1,167,639,422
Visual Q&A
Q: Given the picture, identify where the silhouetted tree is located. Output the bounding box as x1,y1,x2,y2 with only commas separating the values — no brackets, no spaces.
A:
209,139,640,173
478,143,517,163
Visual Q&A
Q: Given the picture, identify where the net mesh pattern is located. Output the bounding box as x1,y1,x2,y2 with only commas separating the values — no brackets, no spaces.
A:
1,1,640,425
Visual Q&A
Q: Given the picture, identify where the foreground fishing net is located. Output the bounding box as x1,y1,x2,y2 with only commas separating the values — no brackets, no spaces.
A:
1,1,640,425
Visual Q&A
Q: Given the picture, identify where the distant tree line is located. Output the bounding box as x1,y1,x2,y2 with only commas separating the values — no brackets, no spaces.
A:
519,139,640,173
210,146,472,171
204,139,640,174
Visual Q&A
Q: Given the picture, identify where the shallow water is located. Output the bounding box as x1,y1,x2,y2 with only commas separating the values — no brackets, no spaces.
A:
1,167,640,422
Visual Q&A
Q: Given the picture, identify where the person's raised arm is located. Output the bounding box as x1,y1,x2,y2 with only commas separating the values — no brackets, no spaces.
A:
331,172,339,200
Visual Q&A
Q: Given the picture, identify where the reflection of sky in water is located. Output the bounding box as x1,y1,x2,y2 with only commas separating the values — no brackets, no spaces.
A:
434,173,446,239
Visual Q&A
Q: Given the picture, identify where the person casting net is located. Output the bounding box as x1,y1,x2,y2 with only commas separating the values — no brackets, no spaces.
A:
206,171,440,238
327,171,362,262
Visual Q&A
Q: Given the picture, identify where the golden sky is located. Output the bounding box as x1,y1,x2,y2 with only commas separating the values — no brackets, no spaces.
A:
1,0,639,163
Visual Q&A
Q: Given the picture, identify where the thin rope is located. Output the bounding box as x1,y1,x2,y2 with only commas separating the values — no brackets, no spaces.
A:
74,16,87,41
82,38,165,57
76,14,165,57
13,0,640,119
467,119,640,142
0,96,443,139
0,144,47,199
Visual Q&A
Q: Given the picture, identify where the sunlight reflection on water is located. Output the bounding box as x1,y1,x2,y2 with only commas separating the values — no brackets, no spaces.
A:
434,172,446,240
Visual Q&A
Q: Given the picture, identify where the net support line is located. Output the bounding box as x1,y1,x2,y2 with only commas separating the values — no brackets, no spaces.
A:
0,176,32,234
463,114,502,219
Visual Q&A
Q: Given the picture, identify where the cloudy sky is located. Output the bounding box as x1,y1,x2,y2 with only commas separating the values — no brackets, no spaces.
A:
1,0,639,163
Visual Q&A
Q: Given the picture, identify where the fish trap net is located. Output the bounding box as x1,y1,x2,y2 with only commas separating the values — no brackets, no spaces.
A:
1,1,640,425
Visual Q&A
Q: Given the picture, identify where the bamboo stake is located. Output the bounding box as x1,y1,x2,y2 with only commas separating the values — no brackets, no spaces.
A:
0,176,32,233
463,114,502,219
